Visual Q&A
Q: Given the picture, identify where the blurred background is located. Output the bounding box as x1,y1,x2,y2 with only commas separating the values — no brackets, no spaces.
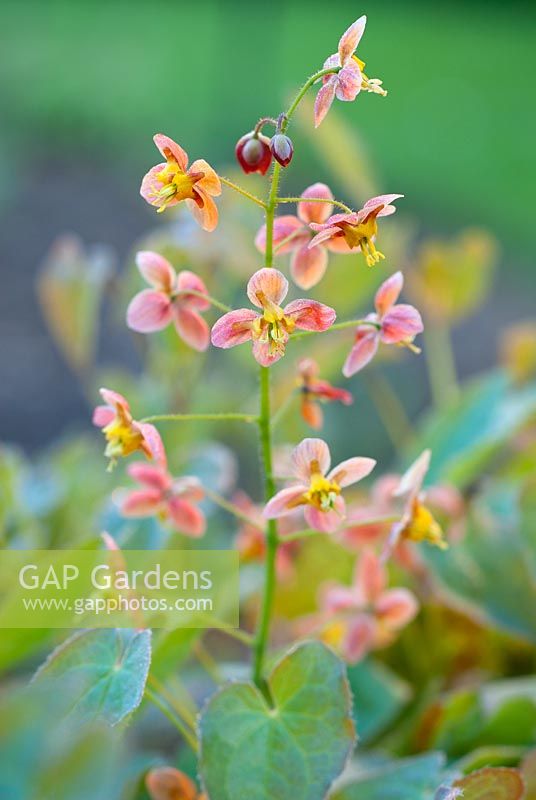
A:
0,0,534,452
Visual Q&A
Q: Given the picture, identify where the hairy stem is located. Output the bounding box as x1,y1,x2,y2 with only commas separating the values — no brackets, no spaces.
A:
204,486,265,531
140,412,258,424
145,686,198,753
219,176,267,209
174,288,231,313
277,196,352,213
291,318,379,341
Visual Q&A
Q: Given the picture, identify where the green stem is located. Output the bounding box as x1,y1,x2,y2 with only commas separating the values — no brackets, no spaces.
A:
291,318,378,341
174,288,231,313
204,486,265,531
140,412,258,424
277,196,352,213
282,67,341,125
424,319,459,409
145,686,198,753
253,366,278,699
219,176,267,209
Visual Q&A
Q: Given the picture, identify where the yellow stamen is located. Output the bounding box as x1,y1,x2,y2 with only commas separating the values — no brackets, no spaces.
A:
252,291,296,357
402,500,448,549
303,461,341,512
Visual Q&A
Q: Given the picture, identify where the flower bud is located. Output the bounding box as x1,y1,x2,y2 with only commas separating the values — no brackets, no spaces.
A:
235,131,272,175
270,133,294,167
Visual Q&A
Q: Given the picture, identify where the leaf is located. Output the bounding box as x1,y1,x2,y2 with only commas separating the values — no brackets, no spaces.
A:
331,752,446,800
453,767,525,799
199,641,355,800
34,628,152,725
346,659,411,743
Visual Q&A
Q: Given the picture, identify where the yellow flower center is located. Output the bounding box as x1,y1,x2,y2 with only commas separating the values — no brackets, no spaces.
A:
102,416,143,461
352,55,387,96
303,461,341,511
340,216,385,267
251,292,296,358
151,159,203,213
402,500,448,549
321,621,346,649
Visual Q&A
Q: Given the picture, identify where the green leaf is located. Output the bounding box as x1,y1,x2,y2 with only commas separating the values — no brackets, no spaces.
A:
34,628,151,726
199,641,355,800
346,659,411,743
331,752,446,800
453,767,525,799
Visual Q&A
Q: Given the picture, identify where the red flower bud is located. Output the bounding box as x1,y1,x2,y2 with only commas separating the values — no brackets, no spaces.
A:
235,131,272,175
270,134,294,167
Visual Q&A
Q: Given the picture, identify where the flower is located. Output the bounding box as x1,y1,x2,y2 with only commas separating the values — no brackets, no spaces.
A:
235,131,272,175
320,549,418,662
119,462,205,537
264,437,376,533
298,358,353,429
140,134,221,230
385,449,448,557
309,194,403,267
126,251,210,351
255,183,352,289
146,767,207,800
314,15,387,128
270,133,294,167
211,268,336,367
343,271,423,377
92,388,165,469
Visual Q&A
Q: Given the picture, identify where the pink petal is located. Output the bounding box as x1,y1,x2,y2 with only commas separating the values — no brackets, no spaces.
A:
298,183,334,224
308,226,341,249
247,268,288,308
322,584,357,613
375,271,403,317
211,309,257,348
166,497,206,537
361,194,404,219
381,304,423,344
173,476,204,503
343,614,376,663
304,499,346,533
298,357,320,380
313,380,354,405
335,62,362,102
136,251,176,292
127,290,173,333
189,158,221,196
121,488,162,517
176,270,210,310
353,549,386,603
376,588,418,630
292,437,331,481
328,456,376,488
291,244,328,290
338,15,367,64
140,164,179,210
153,134,189,171
314,77,337,128
284,299,336,331
185,190,219,232
92,405,114,428
252,338,287,367
127,462,171,491
263,485,308,518
99,387,129,411
395,450,431,499
138,423,166,467
174,307,209,352
342,330,379,377
255,215,306,255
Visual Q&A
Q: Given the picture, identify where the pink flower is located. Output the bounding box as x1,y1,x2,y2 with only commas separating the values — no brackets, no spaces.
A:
298,358,353,429
92,387,165,469
127,251,210,351
343,271,423,376
255,183,351,289
140,134,221,230
211,268,336,367
120,462,205,537
314,16,387,128
233,491,299,580
320,549,418,662
264,437,376,533
309,194,403,267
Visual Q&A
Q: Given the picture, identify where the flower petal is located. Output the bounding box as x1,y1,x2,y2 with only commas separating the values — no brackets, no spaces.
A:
284,299,336,331
342,329,379,377
140,164,174,209
153,133,188,170
252,338,286,367
176,270,210,310
186,190,219,232
127,462,171,491
255,215,306,255
247,268,288,308
166,497,206,537
292,437,331,481
304,498,346,533
127,290,173,333
301,398,324,430
335,62,362,102
322,584,357,613
328,456,376,488
343,614,376,663
136,251,176,292
146,767,198,800
263,485,308,518
308,225,342,249
174,307,209,352
375,271,403,317
381,304,423,344
211,309,257,348
121,488,162,517
189,158,221,196
376,588,419,630
353,549,386,603
99,387,129,412
298,183,334,224
290,244,328,290
338,15,367,64
395,450,431,498
92,405,114,428
314,76,338,128
173,476,204,504
138,423,166,466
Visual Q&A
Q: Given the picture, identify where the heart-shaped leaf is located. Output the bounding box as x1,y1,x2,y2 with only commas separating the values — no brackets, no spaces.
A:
453,767,525,799
34,628,151,725
199,641,354,800
331,752,446,800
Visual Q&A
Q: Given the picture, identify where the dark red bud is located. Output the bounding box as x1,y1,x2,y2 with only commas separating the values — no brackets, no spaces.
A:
235,131,273,175
270,133,294,167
